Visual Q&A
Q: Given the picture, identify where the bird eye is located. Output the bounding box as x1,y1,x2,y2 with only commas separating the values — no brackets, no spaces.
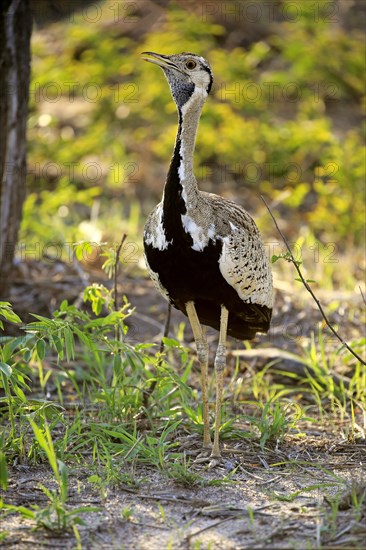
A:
185,60,197,70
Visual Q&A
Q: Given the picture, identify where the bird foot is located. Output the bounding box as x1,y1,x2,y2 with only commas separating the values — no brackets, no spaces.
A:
194,447,212,461
194,452,235,470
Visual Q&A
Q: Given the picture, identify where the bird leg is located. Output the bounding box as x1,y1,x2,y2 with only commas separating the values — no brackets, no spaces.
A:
185,301,211,449
199,325,211,448
211,305,229,459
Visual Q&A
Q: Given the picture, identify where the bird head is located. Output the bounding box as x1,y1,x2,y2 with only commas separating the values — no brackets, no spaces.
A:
141,52,213,109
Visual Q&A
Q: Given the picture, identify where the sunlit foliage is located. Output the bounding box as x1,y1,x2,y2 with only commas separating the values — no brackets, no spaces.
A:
24,0,365,253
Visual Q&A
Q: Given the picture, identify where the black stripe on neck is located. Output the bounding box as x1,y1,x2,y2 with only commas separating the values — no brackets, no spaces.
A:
162,109,189,241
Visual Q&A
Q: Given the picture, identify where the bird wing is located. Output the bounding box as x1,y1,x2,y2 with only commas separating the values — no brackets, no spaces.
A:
209,198,273,310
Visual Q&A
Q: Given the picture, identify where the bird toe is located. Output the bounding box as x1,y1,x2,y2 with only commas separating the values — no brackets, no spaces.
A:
208,456,235,470
193,453,236,470
193,448,212,463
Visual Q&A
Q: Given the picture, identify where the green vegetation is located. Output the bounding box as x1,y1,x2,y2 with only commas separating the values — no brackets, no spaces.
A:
1,261,365,539
24,0,365,263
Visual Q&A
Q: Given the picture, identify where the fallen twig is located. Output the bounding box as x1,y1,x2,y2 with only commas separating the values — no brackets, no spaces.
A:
187,503,272,542
186,516,236,541
261,196,365,366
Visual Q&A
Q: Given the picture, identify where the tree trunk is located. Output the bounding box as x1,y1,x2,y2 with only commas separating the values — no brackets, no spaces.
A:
0,0,32,296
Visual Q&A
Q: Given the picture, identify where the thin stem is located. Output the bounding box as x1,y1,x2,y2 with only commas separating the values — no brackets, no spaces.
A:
159,302,172,355
114,233,127,342
359,286,366,307
142,302,172,407
114,234,127,312
261,195,365,366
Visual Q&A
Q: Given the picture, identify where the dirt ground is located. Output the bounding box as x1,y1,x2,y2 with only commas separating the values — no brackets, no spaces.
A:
2,444,365,550
1,260,365,549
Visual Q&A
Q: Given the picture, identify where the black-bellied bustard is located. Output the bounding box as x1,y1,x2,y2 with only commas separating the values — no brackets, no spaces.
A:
142,52,273,465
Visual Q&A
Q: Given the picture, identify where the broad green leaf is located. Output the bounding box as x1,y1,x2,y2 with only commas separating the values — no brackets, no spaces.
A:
0,303,22,324
36,339,45,360
12,385,27,403
0,452,8,491
64,327,75,362
28,419,58,480
0,363,12,378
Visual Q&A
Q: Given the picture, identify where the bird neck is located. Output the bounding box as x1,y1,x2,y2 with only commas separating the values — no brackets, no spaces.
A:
163,88,206,220
177,88,206,183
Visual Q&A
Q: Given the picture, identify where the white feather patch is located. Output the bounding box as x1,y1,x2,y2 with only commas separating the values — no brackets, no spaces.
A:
181,214,216,251
144,203,172,251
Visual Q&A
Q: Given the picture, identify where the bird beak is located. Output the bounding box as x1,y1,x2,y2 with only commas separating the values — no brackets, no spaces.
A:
141,51,186,75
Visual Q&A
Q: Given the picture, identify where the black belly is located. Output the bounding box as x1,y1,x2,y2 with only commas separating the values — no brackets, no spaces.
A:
144,238,271,340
